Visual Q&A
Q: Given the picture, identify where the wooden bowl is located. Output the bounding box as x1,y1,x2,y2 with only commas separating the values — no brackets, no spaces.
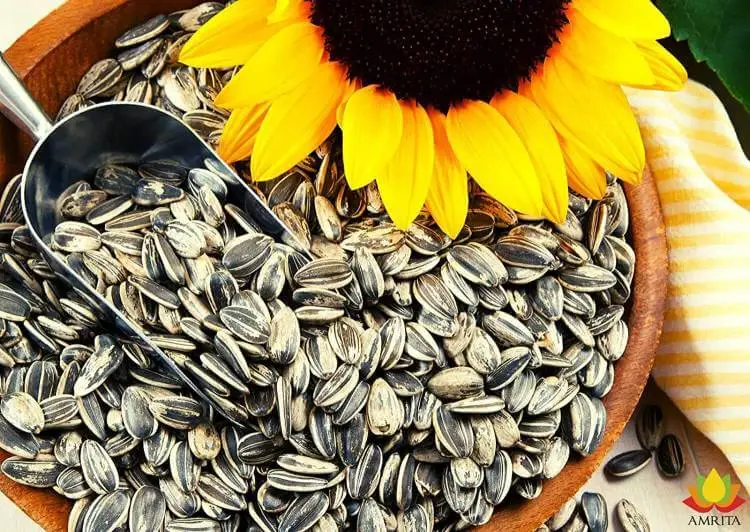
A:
0,1,668,530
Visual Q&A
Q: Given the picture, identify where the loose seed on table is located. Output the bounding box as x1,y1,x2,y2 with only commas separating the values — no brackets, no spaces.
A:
636,403,664,452
656,434,685,478
605,449,653,478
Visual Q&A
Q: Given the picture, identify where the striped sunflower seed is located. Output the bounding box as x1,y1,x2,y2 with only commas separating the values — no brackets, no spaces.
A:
82,490,131,532
636,404,663,451
656,434,685,478
80,439,119,494
129,486,167,532
616,499,650,532
0,392,44,434
581,491,608,532
605,449,652,478
1,457,66,488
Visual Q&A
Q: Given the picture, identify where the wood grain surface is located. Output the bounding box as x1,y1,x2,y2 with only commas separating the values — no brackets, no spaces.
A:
0,1,668,530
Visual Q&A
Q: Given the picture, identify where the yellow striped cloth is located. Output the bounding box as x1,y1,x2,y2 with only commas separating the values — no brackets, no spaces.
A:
626,81,750,487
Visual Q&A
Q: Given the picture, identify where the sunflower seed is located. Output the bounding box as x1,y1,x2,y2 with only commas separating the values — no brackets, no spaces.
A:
1,457,66,488
61,190,109,218
314,363,359,408
346,443,382,499
78,59,124,98
426,367,483,400
442,467,476,514
489,410,521,449
547,497,577,530
486,348,532,391
150,395,203,430
81,440,119,494
358,497,387,532
580,491,608,532
309,408,336,460
656,434,685,478
542,437,570,479
616,499,650,532
558,265,617,292
561,393,605,456
495,236,557,269
121,386,158,439
129,486,167,532
636,404,663,451
0,392,44,434
295,258,353,289
76,393,107,441
197,473,246,511
171,439,200,492
219,306,270,344
433,406,473,458
446,245,500,287
82,490,131,532
366,378,404,437
277,491,329,532
605,449,652,477
269,307,300,365
74,338,123,396
55,467,92,499
267,469,331,493
160,477,201,517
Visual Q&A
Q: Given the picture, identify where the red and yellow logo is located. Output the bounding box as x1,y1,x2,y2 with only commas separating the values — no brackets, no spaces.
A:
683,469,746,513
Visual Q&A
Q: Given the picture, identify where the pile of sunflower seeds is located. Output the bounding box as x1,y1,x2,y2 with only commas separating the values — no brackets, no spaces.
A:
0,3,638,531
0,158,634,532
539,493,650,532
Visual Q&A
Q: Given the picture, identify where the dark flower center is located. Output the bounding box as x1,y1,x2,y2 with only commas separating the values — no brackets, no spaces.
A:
310,0,570,111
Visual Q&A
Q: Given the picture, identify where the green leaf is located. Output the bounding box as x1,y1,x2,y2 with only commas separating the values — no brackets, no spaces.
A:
655,0,750,110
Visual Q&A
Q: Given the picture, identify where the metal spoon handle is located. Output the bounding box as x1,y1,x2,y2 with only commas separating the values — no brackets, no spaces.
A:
0,52,53,141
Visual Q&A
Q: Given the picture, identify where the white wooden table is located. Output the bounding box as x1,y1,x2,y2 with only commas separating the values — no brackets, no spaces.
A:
1,2,748,531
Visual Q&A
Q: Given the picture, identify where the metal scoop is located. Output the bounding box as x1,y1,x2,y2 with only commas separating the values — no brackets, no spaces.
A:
0,53,300,424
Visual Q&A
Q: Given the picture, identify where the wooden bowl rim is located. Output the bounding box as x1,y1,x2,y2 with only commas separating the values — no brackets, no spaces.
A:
0,1,668,530
4,0,136,79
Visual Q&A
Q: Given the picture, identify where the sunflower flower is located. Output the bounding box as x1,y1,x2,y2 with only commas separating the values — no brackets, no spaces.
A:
181,0,686,237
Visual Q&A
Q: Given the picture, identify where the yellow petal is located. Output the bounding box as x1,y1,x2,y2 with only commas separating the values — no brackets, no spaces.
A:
251,62,348,181
273,0,290,14
574,0,670,40
559,136,607,199
526,55,645,179
336,81,359,127
445,100,541,216
269,0,308,22
633,40,688,91
269,0,291,22
491,92,567,224
218,103,271,164
377,102,434,229
180,0,283,68
425,109,468,238
612,165,643,185
558,9,653,87
215,22,325,109
342,86,403,189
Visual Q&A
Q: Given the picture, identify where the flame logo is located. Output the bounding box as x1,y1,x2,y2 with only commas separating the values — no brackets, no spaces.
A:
683,469,746,513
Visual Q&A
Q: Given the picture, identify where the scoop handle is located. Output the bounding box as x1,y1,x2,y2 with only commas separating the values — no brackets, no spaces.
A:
0,52,53,141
